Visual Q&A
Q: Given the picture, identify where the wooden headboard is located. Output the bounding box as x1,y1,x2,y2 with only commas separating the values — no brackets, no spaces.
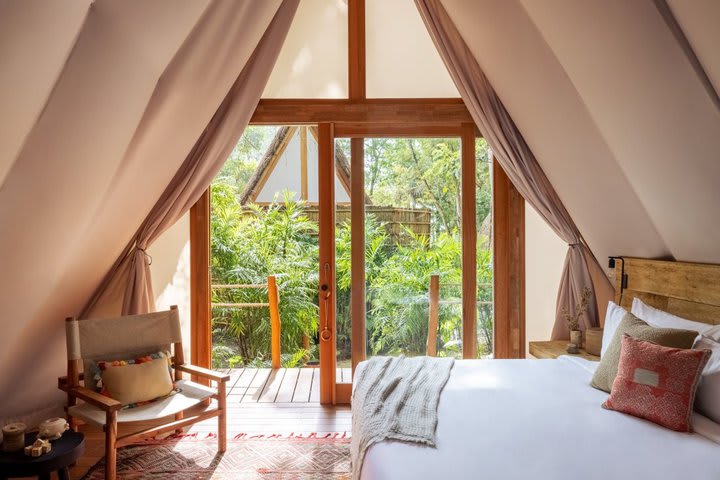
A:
614,257,720,325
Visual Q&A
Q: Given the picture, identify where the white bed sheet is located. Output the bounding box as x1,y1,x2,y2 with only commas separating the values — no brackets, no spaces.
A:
357,356,720,480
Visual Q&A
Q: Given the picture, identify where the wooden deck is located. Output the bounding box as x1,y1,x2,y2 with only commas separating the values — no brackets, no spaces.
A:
224,367,353,403
64,368,353,479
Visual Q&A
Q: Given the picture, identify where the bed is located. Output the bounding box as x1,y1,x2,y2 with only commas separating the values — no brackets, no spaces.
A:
354,257,720,479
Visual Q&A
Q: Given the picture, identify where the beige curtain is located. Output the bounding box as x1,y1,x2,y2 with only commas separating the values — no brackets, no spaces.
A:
81,0,299,317
416,0,613,338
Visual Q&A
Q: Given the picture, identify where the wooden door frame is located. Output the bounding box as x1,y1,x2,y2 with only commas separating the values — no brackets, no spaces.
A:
493,159,526,358
317,123,337,404
188,0,526,403
349,136,365,374
189,190,211,385
187,130,526,394
333,124,479,366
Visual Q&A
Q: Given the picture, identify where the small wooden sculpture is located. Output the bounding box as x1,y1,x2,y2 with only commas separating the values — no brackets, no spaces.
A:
24,438,52,457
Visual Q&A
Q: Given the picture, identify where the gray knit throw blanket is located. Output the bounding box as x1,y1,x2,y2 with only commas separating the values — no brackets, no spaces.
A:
350,355,455,480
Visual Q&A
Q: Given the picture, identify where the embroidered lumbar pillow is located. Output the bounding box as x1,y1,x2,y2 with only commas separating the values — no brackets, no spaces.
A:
98,351,175,406
602,335,710,432
591,312,698,393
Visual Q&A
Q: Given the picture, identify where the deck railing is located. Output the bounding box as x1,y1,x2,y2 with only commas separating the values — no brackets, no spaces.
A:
212,275,281,369
213,273,489,365
426,274,493,357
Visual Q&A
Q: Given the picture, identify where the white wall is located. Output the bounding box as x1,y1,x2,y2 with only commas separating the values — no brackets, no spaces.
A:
148,213,192,363
524,203,567,355
262,0,348,98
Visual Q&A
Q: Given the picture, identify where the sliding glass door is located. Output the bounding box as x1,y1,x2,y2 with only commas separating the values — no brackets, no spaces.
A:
316,124,492,402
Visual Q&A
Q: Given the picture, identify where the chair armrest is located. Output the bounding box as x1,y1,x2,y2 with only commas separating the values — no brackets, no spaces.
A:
175,364,230,383
70,386,123,412
58,373,85,388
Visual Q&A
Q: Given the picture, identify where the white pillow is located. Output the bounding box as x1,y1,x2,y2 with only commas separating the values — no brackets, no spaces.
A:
695,336,720,424
703,324,720,342
631,298,714,336
601,301,627,358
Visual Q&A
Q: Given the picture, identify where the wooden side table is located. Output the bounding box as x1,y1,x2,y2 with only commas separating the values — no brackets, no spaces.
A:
529,340,600,361
0,430,84,480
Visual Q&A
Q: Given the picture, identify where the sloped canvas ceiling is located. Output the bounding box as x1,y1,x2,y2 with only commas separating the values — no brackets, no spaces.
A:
1,0,719,422
0,0,92,186
667,0,720,98
440,0,720,266
0,0,284,422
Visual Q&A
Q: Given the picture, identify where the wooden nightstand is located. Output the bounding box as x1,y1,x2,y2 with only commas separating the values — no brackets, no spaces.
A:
528,340,600,361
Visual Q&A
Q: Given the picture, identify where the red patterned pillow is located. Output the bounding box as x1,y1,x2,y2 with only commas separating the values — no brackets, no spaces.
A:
602,334,710,432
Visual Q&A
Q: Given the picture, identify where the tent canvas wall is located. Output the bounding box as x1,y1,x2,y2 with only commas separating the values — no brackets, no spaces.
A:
1,0,718,423
239,126,352,204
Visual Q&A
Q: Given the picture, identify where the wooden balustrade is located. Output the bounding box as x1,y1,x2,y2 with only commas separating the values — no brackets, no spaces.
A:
211,275,282,369
426,276,493,357
267,276,281,369
427,275,440,357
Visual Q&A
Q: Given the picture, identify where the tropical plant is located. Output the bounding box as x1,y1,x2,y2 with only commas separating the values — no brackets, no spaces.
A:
211,185,319,367
209,129,495,368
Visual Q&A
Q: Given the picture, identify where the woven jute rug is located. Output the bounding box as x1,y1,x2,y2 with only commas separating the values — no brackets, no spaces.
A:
81,435,351,479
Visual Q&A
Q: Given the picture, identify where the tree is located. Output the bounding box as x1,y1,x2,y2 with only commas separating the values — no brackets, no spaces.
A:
209,128,495,367
211,186,319,367
216,126,279,197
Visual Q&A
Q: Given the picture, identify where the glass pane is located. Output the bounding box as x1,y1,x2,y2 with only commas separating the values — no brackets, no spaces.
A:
366,0,459,98
263,0,348,98
475,138,494,358
335,139,352,377
209,126,320,370
363,138,463,359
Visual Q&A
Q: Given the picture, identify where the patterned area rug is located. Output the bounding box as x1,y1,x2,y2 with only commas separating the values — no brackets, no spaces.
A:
81,436,351,479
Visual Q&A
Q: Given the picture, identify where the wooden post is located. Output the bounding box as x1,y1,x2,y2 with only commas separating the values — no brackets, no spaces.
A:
217,379,227,452
493,158,526,359
190,189,212,385
318,123,337,405
65,317,79,431
461,123,478,359
105,410,117,480
268,275,281,370
172,308,187,423
350,137,366,373
348,0,366,101
300,127,309,201
427,275,440,357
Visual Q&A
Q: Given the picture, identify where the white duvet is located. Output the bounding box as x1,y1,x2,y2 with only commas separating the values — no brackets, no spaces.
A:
357,356,720,480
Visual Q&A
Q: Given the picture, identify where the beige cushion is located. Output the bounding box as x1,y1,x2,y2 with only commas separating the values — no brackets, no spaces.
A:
591,312,698,393
100,352,174,405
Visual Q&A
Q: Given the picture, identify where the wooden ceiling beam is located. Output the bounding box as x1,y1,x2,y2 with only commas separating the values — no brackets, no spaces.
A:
348,0,366,100
250,98,473,125
334,123,471,138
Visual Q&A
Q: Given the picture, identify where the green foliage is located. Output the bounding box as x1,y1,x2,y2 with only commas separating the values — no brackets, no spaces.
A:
215,126,279,194
211,185,319,367
210,130,494,368
356,138,492,237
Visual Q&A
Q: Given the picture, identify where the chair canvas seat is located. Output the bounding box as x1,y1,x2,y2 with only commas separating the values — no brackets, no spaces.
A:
68,380,215,427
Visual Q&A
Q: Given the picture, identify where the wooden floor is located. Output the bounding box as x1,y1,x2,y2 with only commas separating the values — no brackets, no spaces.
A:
224,367,353,403
62,368,353,479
